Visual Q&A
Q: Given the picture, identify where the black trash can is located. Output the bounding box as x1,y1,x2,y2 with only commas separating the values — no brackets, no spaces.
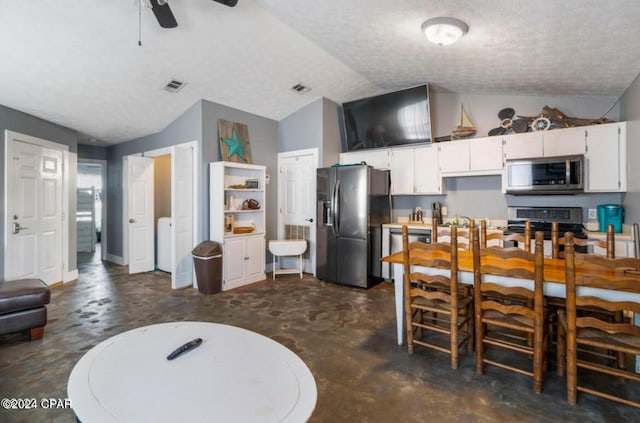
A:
192,241,222,294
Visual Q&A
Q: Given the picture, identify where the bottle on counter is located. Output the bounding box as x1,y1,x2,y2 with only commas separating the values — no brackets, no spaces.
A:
415,207,423,223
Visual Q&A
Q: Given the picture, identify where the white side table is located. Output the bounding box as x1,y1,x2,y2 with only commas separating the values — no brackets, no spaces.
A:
68,322,317,422
269,240,307,279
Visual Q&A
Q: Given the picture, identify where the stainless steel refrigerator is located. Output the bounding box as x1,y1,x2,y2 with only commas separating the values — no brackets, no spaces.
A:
316,164,391,288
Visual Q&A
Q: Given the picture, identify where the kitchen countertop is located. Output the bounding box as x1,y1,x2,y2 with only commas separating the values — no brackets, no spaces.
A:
585,225,635,241
383,221,636,241
382,219,507,232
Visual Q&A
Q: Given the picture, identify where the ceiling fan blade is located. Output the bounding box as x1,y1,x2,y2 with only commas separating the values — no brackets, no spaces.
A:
150,0,177,28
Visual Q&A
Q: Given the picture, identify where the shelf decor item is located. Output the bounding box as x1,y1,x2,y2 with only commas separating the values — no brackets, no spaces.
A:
218,119,252,164
452,104,476,139
233,223,256,234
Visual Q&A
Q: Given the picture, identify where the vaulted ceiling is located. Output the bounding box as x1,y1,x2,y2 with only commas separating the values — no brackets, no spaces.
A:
0,0,638,145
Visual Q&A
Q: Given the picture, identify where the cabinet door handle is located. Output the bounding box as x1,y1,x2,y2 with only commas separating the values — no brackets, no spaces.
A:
244,257,249,260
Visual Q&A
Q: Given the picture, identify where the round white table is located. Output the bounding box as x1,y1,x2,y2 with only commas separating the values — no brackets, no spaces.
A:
67,322,317,422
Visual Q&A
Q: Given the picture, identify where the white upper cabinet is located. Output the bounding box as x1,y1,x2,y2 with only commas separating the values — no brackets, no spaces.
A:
414,146,441,194
585,122,626,192
503,132,544,159
439,136,503,176
469,137,504,172
340,149,389,169
542,126,586,157
438,140,469,174
389,145,441,195
389,148,414,194
503,126,586,160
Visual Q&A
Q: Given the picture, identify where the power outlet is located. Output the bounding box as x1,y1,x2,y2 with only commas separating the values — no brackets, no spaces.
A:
588,208,597,220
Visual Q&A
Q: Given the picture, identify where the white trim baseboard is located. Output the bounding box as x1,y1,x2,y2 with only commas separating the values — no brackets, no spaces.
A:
64,269,79,283
105,253,125,266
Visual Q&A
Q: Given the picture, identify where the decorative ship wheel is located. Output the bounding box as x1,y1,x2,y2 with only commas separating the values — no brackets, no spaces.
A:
531,116,552,131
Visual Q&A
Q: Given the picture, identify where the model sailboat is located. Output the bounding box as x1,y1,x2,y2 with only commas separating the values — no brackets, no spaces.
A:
452,104,477,138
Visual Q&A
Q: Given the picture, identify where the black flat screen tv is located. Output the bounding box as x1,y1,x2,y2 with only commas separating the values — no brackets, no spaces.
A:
342,84,432,152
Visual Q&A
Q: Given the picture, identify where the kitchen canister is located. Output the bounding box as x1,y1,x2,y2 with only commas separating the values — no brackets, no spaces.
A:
597,204,624,233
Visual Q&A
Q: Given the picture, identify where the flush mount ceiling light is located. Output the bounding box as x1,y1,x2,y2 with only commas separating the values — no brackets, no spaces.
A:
421,17,468,46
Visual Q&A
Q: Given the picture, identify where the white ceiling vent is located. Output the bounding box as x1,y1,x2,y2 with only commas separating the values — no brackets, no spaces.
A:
164,79,186,93
291,83,311,95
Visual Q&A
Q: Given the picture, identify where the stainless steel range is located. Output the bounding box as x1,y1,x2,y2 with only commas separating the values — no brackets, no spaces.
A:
507,206,586,239
506,206,587,256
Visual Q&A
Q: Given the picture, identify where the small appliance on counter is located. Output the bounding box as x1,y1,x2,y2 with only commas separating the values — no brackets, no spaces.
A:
597,204,624,233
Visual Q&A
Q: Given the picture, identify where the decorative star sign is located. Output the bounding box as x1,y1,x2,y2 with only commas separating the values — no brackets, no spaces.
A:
223,130,248,161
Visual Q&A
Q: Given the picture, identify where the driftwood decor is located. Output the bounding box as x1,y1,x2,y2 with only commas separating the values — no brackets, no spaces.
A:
518,106,615,129
488,105,616,136
218,119,252,164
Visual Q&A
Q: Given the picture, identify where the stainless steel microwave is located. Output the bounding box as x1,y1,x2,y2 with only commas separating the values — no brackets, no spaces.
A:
505,155,584,194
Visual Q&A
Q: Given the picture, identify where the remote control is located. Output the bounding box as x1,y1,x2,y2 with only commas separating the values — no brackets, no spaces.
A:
166,338,203,360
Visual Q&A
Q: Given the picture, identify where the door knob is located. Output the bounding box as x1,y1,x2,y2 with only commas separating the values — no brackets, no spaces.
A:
129,218,135,223
12,222,28,234
305,218,314,223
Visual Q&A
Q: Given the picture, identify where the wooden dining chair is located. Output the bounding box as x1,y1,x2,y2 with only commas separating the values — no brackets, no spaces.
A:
402,225,474,369
551,221,615,259
432,217,475,250
557,232,640,408
481,220,531,252
473,228,548,393
550,222,622,368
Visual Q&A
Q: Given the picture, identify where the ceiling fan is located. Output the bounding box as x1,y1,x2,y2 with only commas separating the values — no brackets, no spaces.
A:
144,0,238,29
149,0,177,29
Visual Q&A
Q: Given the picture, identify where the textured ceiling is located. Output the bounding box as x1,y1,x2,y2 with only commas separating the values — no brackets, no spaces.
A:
0,0,639,145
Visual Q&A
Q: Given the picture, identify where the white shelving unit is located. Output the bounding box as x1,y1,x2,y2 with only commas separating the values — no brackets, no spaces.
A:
210,161,266,290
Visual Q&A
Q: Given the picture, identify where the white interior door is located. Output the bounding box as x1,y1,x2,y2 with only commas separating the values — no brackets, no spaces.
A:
127,156,154,274
5,139,63,285
277,148,318,275
171,144,194,289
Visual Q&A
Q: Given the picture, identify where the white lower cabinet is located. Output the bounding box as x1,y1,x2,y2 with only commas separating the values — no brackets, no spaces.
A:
223,235,265,291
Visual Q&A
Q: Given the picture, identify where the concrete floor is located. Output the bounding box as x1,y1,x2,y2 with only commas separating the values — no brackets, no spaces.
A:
1,248,639,422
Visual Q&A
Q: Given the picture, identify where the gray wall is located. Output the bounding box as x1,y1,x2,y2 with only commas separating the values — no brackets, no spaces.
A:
78,144,107,161
106,100,203,258
278,99,322,153
391,175,622,224
321,98,342,167
202,100,279,260
105,99,279,263
620,72,640,225
278,97,342,167
0,104,79,278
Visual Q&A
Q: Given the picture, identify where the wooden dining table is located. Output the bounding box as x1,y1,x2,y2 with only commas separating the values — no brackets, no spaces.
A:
382,249,640,349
